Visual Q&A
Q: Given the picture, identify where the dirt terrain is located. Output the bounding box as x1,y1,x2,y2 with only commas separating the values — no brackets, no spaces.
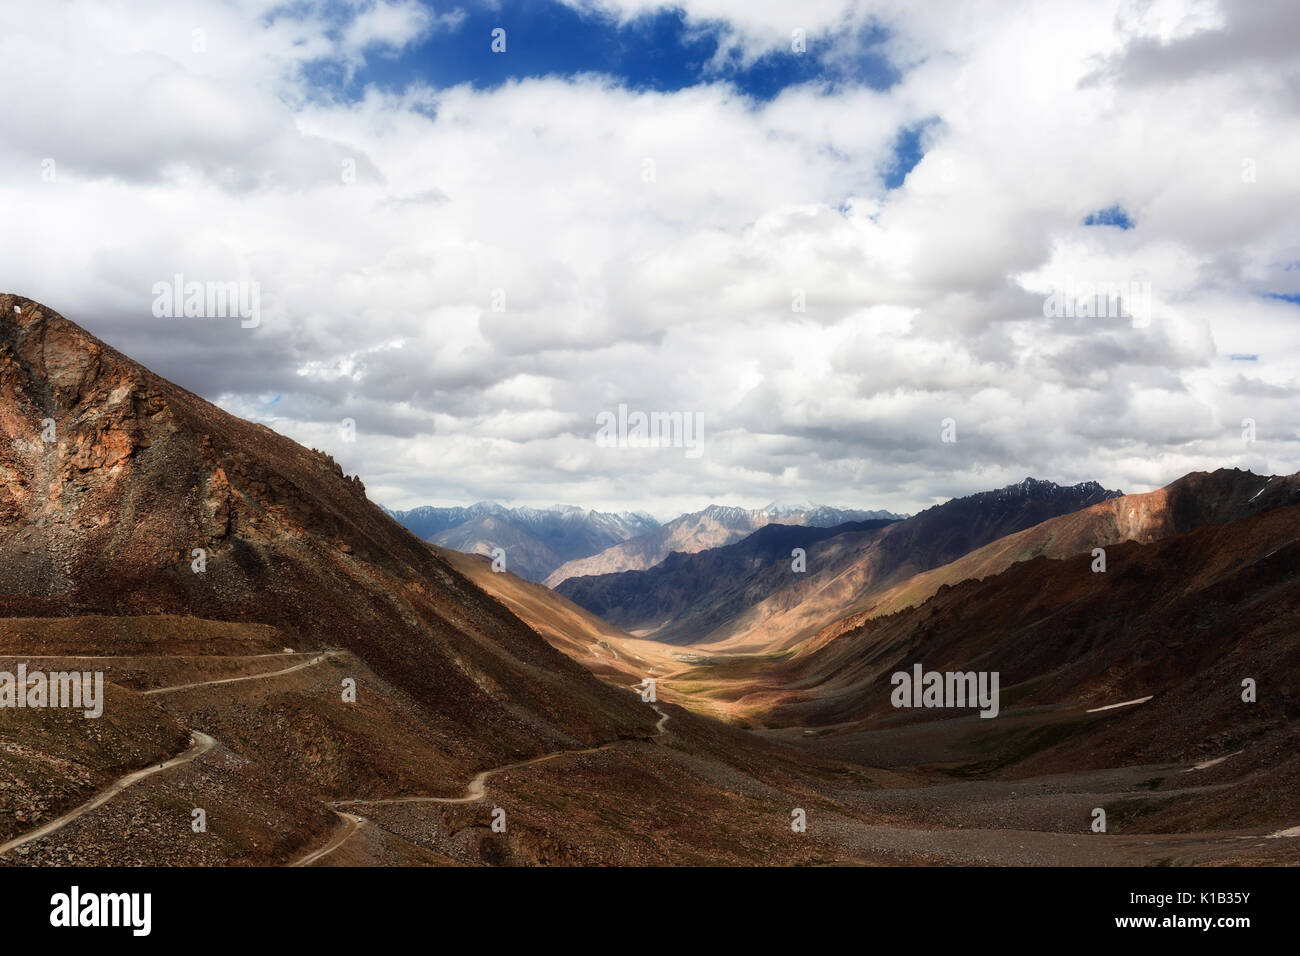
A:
4,625,1294,865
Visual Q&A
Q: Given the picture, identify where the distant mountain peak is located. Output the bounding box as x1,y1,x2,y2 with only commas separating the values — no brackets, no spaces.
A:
386,501,661,582
762,500,820,513
982,477,1121,501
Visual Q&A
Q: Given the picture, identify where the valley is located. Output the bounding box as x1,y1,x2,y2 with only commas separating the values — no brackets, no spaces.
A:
1,293,1296,867
4,632,1293,866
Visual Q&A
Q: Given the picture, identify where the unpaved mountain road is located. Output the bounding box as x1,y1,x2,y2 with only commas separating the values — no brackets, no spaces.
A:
1085,695,1153,713
0,731,217,857
291,811,366,867
2,648,668,867
142,650,342,696
0,650,342,859
653,704,670,733
294,702,674,865
5,644,1292,867
335,703,672,809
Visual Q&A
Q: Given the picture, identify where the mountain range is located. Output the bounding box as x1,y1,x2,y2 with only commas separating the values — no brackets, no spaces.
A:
385,500,900,585
556,477,1122,649
543,502,902,586
385,502,659,582
466,463,1300,857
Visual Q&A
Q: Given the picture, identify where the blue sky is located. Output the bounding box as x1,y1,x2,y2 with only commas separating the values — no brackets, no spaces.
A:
324,0,899,101
884,119,940,188
1083,204,1134,229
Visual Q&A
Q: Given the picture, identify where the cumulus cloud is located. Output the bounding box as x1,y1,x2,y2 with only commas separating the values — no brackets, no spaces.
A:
0,0,1297,519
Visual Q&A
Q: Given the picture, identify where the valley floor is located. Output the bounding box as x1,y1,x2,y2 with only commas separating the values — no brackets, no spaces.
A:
1,619,1295,866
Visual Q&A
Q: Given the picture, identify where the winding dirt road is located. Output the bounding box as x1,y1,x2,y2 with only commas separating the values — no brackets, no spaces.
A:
293,701,674,865
291,811,366,866
0,731,216,857
143,651,341,696
1085,695,1153,713
1,649,341,859
335,703,672,810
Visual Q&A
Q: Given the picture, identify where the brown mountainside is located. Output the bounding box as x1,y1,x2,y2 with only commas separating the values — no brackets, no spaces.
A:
0,294,652,768
812,468,1300,650
744,500,1300,779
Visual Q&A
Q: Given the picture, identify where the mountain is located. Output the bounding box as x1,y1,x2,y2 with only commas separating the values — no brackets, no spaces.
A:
432,544,681,687
814,468,1300,641
478,461,1300,853
379,503,485,539
556,478,1121,650
543,502,902,587
555,518,898,642
736,494,1300,831
385,503,658,582
0,293,650,761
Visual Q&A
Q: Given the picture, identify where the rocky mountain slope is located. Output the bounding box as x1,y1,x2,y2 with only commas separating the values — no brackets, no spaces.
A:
745,498,1300,804
432,545,681,686
812,468,1300,644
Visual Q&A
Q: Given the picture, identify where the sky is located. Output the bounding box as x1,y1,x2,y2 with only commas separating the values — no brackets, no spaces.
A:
1,0,1298,520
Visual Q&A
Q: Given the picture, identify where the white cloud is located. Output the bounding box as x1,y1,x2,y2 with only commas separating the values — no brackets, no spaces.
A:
0,0,1297,519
